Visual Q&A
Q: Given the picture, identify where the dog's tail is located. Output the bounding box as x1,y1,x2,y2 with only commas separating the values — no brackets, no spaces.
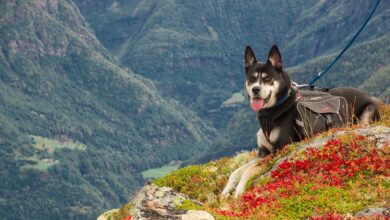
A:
367,96,382,123
370,97,383,107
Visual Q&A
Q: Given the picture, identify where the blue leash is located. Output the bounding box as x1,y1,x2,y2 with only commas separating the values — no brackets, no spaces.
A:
308,0,381,86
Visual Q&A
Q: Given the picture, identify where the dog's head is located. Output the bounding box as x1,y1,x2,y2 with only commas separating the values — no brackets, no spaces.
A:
244,45,291,111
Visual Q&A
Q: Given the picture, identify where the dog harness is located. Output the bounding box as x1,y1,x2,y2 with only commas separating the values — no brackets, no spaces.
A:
295,90,349,138
258,88,349,144
257,89,298,143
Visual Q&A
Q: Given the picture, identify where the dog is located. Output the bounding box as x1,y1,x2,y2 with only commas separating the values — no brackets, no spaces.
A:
221,45,381,198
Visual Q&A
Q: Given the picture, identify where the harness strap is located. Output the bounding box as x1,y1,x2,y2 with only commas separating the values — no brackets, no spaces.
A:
274,93,289,107
258,88,300,143
259,118,272,142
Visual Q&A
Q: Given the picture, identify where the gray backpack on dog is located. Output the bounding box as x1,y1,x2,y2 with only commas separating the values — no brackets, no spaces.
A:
295,90,348,138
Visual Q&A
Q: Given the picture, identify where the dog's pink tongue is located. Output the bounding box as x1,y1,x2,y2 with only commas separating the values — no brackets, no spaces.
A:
251,99,264,111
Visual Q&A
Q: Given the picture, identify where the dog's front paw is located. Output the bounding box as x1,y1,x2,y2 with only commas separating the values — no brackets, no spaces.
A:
233,186,245,198
258,146,271,158
220,185,233,198
233,177,249,198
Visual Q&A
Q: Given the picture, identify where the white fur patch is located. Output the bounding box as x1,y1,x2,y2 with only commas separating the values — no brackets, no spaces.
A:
221,158,259,197
257,127,281,152
257,129,273,152
360,105,376,126
261,81,280,108
269,126,281,143
234,160,260,197
246,81,260,97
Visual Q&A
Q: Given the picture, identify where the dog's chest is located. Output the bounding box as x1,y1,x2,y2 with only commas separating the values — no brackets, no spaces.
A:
257,127,281,152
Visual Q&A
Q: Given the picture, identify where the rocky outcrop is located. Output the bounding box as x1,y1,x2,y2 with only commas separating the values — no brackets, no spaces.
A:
356,207,390,218
128,183,213,220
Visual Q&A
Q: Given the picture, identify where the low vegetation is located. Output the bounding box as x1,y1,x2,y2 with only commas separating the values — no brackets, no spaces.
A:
216,133,389,219
30,135,87,153
110,105,390,220
154,154,254,205
141,160,182,179
16,136,86,171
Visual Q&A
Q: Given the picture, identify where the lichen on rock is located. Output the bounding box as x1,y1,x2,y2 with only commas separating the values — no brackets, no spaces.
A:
129,183,213,220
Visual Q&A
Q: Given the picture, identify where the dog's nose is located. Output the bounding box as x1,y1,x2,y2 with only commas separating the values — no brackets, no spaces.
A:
252,87,261,95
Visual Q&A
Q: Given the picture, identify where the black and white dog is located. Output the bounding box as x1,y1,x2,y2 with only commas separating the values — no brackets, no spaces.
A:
221,45,381,198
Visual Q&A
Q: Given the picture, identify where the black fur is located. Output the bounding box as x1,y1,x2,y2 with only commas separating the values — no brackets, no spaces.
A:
244,45,381,157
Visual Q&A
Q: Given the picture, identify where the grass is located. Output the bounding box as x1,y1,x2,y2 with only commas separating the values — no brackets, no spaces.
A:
141,160,182,179
154,153,254,206
30,135,87,153
22,159,59,171
222,92,245,107
18,136,86,171
376,104,390,127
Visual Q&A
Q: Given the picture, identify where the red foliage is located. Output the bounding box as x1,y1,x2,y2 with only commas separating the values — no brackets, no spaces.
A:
310,212,344,220
217,134,390,218
123,215,132,220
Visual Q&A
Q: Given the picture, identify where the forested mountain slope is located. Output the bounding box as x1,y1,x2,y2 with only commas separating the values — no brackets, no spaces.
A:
0,1,215,219
74,0,389,129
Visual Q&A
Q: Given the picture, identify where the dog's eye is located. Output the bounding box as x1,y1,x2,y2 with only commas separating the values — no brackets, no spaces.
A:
249,75,257,82
263,76,271,82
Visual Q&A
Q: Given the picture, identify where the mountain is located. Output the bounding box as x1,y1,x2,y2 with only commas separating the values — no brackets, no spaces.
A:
1,0,389,219
72,0,390,164
72,0,314,129
289,35,390,97
192,108,258,164
73,0,389,130
0,1,215,219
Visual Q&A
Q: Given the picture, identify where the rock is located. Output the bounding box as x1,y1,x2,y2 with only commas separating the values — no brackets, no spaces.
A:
181,210,214,220
96,209,119,220
356,207,390,218
130,183,214,220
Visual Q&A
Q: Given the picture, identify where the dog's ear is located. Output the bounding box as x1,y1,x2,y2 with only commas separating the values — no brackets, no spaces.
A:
244,46,257,73
267,45,282,70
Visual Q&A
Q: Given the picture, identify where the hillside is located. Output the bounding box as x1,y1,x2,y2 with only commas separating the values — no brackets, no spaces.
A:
73,0,389,129
73,0,390,166
99,106,390,219
72,0,390,168
289,35,390,98
0,1,389,219
72,0,314,129
0,1,215,219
